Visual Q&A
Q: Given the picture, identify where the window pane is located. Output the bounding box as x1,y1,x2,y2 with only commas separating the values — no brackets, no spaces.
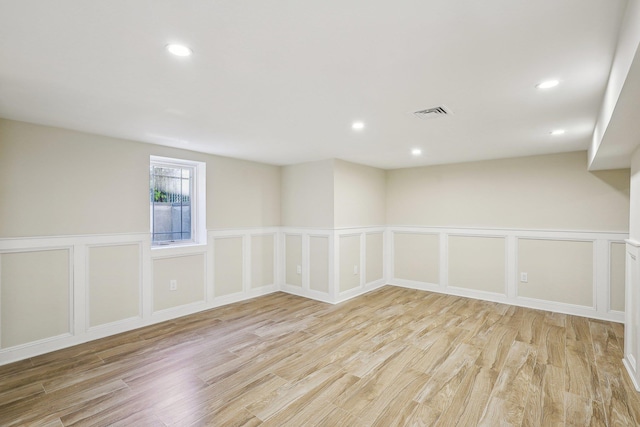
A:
151,164,193,244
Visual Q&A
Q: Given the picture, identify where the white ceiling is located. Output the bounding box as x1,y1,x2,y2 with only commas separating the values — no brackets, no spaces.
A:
0,0,629,169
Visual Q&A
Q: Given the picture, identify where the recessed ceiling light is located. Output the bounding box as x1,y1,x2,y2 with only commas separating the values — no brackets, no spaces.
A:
411,148,422,156
352,121,365,130
550,129,565,136
536,79,559,89
166,44,193,57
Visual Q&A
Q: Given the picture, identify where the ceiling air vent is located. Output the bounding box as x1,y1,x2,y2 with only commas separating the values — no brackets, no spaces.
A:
413,105,451,120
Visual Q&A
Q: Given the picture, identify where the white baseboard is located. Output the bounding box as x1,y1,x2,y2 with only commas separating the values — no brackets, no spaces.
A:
623,356,640,391
334,279,387,304
280,284,334,304
388,280,624,323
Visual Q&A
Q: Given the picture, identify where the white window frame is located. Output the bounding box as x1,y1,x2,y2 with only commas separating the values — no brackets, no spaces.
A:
150,155,206,248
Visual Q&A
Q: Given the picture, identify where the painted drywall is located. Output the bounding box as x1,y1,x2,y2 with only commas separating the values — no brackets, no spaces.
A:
0,118,281,238
1,249,70,348
334,159,386,228
393,232,439,284
210,158,281,229
590,0,640,168
153,254,205,311
309,236,329,293
387,151,629,232
0,119,148,237
251,234,275,288
366,232,384,283
285,234,302,287
213,237,243,296
88,244,140,327
630,147,640,241
610,242,626,312
339,235,361,292
517,239,594,307
280,159,334,228
448,236,506,295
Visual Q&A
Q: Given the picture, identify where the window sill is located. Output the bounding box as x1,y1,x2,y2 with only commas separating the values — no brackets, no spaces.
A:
150,242,208,258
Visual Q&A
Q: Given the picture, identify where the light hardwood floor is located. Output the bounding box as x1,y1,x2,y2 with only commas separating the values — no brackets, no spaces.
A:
1,286,639,426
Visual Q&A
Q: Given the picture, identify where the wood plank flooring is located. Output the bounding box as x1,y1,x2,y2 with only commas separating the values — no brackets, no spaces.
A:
1,286,638,426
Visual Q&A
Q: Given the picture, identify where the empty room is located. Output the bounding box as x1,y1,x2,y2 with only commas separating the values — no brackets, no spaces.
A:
2,0,640,425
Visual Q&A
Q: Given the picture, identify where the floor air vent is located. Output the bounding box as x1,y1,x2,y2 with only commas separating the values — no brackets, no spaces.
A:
413,106,451,119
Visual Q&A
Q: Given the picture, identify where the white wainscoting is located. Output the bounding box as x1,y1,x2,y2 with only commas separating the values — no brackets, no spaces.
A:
0,225,627,366
624,239,640,391
387,226,627,323
0,228,279,366
280,227,387,304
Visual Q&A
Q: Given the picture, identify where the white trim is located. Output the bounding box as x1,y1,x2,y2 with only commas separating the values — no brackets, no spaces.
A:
150,243,207,258
69,246,78,337
595,239,608,315
84,241,145,330
282,231,304,288
359,232,366,288
439,232,448,290
389,225,628,237
281,284,334,304
149,155,206,248
334,280,386,304
624,357,640,392
607,240,627,314
388,226,626,323
624,242,640,390
242,233,250,294
0,225,628,366
86,315,143,334
0,332,73,354
364,231,385,283
330,231,339,301
626,238,640,247
247,231,278,291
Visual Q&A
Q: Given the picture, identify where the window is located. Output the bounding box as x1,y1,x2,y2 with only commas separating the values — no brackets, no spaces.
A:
150,156,205,246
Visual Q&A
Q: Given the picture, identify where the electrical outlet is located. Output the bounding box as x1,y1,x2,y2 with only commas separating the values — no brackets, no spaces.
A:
296,265,301,275
520,272,528,283
353,265,359,275
170,279,177,291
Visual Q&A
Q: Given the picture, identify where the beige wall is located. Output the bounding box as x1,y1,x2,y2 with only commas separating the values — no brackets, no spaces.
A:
393,232,439,284
334,159,386,228
251,234,275,289
309,236,329,293
0,119,280,238
210,158,280,229
366,232,384,283
281,160,334,228
387,152,629,231
214,237,243,296
281,158,384,228
153,254,205,311
1,249,70,348
518,239,594,307
285,234,302,286
448,236,506,294
0,119,148,237
339,235,361,292
88,244,140,327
